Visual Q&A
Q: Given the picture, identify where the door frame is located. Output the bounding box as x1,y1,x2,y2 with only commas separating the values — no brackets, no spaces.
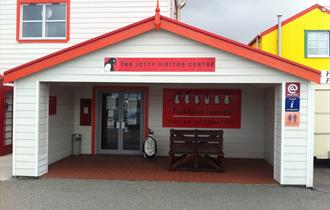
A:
92,86,149,154
96,91,145,154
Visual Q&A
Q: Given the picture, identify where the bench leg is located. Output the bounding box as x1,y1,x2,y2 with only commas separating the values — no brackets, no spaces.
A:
193,154,198,171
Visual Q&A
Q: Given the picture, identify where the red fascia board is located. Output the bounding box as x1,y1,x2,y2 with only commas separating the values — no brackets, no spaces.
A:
4,15,320,83
249,4,329,45
160,16,320,83
248,35,259,46
4,16,155,82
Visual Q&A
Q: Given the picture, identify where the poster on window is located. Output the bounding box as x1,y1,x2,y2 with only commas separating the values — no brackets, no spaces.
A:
127,99,137,125
163,89,242,128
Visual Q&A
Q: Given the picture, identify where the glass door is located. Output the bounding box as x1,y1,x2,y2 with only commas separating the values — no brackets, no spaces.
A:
122,93,142,151
99,91,143,154
101,93,120,150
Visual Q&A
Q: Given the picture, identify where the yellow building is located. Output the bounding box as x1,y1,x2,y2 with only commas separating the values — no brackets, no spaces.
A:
249,4,330,160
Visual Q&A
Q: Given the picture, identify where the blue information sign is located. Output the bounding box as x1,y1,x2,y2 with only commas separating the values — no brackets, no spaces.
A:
285,97,300,112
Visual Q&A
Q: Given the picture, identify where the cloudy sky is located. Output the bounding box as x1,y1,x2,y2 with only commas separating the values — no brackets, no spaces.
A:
181,0,330,44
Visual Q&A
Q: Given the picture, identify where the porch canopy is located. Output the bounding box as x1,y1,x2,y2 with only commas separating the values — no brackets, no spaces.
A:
4,9,320,187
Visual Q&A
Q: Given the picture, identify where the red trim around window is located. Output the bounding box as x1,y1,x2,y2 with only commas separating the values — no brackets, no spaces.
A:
16,0,70,43
91,86,149,155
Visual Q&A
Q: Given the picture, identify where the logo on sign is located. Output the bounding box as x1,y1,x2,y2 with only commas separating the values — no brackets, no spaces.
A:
285,82,300,97
104,58,117,72
285,112,300,127
287,84,298,94
285,97,300,112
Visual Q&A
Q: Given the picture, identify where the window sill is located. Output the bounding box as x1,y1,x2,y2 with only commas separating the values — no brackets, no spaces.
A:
306,56,330,58
17,38,69,43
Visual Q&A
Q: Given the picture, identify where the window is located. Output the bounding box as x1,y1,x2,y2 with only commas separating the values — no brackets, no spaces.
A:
17,1,69,42
306,31,330,57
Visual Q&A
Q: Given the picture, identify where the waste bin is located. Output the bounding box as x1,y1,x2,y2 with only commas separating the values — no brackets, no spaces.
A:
72,134,81,155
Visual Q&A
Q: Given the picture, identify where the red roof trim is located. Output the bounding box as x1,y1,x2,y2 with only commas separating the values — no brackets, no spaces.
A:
160,16,320,82
249,4,330,45
4,14,320,83
5,16,154,76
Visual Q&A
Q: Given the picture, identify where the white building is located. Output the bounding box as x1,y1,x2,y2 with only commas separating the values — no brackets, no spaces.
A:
1,1,321,187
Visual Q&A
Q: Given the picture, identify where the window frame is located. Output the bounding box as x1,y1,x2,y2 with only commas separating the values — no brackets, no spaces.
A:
16,0,70,43
305,30,330,58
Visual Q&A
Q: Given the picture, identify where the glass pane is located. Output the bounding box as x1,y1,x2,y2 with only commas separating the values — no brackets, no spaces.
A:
308,48,318,55
22,22,42,37
46,22,66,37
308,40,317,48
308,32,317,40
23,5,42,20
122,93,142,151
46,4,66,20
318,32,329,40
101,93,120,150
318,40,329,48
318,48,329,55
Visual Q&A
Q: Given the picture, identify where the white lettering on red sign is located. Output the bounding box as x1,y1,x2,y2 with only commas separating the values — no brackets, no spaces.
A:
287,84,299,95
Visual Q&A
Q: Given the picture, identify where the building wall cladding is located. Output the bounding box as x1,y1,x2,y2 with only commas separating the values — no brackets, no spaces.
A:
11,30,312,186
0,0,173,73
48,85,74,165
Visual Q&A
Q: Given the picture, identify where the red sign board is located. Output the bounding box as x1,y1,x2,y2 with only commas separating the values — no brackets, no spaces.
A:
104,57,215,72
285,82,300,97
163,89,241,128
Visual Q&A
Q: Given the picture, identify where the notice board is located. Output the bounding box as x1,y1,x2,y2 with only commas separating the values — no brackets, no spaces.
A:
163,89,241,128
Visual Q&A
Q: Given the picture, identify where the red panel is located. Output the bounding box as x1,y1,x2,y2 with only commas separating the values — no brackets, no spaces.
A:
80,99,91,126
49,96,57,115
0,83,13,156
285,82,300,97
163,89,241,128
104,58,215,72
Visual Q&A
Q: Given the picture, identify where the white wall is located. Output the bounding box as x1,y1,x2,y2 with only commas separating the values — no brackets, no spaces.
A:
0,0,173,73
22,31,308,84
13,79,38,176
263,87,275,165
70,83,269,158
13,79,49,176
48,85,74,164
73,86,92,154
282,80,310,185
38,83,49,175
274,84,282,183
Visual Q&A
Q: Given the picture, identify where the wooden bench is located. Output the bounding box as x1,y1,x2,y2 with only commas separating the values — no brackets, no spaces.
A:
169,129,224,172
